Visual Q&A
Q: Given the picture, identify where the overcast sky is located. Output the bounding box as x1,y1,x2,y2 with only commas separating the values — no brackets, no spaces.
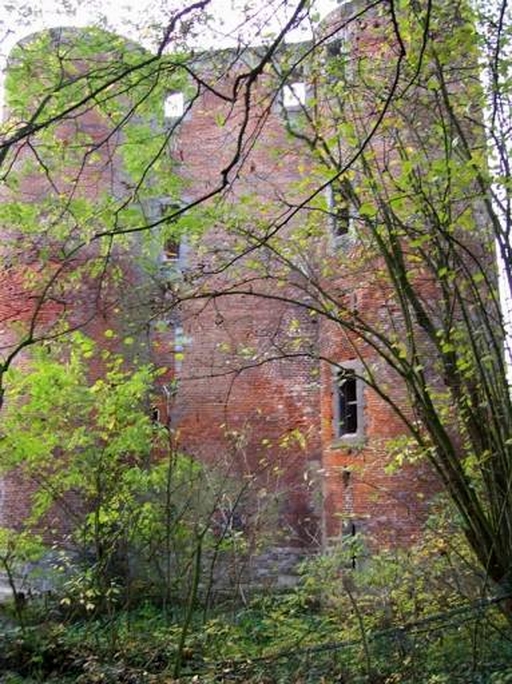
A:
0,0,339,122
0,0,336,114
0,0,337,58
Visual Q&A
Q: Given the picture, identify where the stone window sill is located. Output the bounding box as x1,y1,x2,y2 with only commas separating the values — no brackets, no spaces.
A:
331,435,366,450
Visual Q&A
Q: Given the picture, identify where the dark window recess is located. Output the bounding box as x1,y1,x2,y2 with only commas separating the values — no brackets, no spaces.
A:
349,291,359,315
163,238,180,261
338,368,358,435
333,202,350,237
158,200,182,263
328,184,351,237
342,520,358,569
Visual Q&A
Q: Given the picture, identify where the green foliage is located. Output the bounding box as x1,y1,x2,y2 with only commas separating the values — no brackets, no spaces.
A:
0,28,196,343
277,0,512,598
1,534,511,682
0,331,263,642
0,335,158,597
0,1,511,680
0,334,156,521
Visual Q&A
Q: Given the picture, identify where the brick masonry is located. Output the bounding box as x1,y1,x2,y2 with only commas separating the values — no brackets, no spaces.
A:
0,7,440,570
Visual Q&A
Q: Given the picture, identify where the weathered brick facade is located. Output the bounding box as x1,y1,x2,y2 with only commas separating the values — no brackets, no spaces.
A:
0,2,441,563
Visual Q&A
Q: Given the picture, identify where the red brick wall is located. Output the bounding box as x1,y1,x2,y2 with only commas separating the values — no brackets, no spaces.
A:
0,22,441,554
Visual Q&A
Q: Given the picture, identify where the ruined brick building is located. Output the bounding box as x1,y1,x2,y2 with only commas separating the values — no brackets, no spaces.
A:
0,0,468,573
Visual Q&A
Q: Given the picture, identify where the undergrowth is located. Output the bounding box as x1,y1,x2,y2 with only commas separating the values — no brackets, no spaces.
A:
1,572,512,684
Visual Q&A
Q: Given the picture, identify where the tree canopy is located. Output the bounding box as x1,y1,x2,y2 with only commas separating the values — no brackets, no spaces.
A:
0,0,511,607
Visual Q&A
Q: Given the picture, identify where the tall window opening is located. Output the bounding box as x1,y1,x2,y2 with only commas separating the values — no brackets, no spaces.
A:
162,238,180,262
327,182,351,238
164,92,184,119
333,362,364,442
157,200,185,270
283,81,306,110
337,368,358,436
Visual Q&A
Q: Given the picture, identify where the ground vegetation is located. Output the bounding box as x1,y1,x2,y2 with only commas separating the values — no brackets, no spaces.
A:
0,0,511,680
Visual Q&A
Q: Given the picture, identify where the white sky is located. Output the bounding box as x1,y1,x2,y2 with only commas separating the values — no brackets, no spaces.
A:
0,0,337,57
0,0,336,111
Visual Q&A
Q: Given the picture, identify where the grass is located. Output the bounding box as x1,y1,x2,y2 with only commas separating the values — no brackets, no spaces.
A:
1,587,512,684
